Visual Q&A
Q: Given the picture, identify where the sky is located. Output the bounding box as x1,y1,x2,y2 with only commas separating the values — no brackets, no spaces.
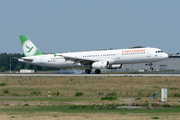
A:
0,0,180,54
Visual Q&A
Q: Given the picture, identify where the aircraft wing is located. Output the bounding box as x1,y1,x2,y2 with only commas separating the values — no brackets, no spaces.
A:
57,55,97,65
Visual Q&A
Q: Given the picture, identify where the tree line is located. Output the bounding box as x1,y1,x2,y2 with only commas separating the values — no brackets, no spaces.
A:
0,53,59,72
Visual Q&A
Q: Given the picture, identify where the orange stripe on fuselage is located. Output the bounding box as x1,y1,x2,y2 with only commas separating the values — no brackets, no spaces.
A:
122,49,146,53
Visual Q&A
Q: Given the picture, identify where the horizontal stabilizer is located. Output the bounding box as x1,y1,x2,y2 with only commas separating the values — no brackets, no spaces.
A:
13,57,33,61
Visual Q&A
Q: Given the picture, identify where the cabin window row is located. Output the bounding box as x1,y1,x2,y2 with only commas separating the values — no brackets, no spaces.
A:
122,52,145,55
51,57,63,59
83,54,116,57
50,54,117,59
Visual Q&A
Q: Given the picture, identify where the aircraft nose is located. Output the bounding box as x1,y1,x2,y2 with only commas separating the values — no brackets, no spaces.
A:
164,53,169,59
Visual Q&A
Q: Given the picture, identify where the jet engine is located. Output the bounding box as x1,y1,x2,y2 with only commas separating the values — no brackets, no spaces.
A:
92,61,108,69
108,64,123,69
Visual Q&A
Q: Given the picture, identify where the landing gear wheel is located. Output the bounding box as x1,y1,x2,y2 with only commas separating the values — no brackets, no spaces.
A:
85,69,91,74
150,67,153,70
95,69,101,74
149,63,153,70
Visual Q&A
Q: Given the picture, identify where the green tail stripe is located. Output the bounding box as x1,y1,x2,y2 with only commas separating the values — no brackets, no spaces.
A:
35,50,44,56
19,35,29,46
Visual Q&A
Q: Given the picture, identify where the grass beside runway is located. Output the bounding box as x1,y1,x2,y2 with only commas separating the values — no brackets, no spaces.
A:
1,104,180,120
1,104,180,114
0,76,180,98
0,76,180,119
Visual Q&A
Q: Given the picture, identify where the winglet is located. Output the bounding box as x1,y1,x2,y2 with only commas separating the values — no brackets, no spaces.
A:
19,35,44,57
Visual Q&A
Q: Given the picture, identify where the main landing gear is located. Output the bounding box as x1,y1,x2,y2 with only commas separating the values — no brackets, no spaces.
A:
85,69,91,74
95,69,101,74
85,69,101,74
149,63,153,70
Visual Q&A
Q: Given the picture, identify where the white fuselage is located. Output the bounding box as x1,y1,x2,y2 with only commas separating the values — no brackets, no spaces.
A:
18,47,168,68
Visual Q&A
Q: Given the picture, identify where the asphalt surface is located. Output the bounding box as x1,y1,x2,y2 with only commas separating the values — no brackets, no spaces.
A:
0,74,180,77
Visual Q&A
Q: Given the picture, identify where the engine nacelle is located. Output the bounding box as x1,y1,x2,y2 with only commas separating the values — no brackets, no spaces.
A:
92,61,108,69
108,64,123,69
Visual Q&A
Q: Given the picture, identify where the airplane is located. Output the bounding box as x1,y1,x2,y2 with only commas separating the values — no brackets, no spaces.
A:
17,35,168,74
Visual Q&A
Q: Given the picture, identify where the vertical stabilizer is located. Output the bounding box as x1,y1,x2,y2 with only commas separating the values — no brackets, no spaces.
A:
19,35,44,57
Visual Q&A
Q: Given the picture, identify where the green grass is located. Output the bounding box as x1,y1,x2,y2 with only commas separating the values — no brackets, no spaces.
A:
23,104,29,106
31,91,41,95
106,92,117,96
0,97,100,102
151,117,159,119
1,105,180,114
173,93,180,97
169,87,179,90
0,83,7,86
75,92,84,96
3,104,9,106
101,97,117,100
135,98,142,101
3,89,9,94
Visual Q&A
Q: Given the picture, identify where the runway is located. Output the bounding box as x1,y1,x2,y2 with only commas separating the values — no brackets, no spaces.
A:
1,74,180,77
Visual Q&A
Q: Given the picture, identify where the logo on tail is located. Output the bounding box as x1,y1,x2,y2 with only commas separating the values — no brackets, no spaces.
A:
23,40,37,56
26,45,34,53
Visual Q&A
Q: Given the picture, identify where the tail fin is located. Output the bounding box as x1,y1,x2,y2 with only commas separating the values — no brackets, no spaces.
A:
19,35,44,57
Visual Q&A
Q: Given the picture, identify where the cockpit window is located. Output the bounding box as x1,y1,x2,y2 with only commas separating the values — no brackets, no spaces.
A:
155,51,163,53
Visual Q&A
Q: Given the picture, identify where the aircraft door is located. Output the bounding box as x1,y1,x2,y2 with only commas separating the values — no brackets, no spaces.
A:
40,58,44,64
146,48,151,57
116,53,120,59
